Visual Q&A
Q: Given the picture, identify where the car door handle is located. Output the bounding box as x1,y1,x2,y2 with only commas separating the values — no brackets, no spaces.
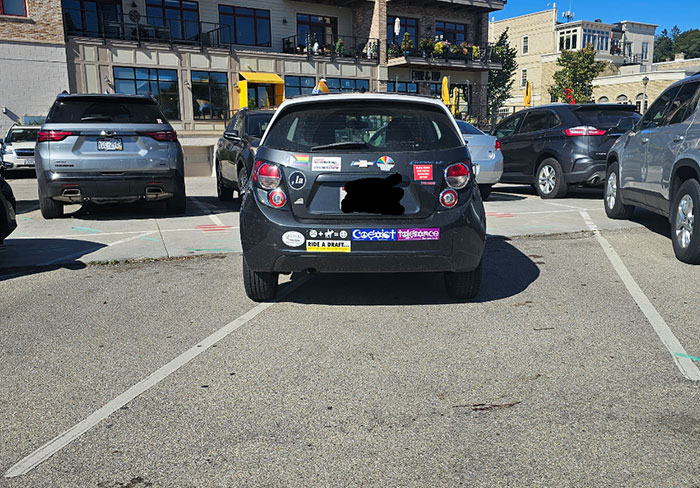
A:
673,135,685,143
641,137,649,144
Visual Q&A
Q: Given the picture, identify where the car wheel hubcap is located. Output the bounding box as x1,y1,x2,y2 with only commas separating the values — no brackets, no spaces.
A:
606,172,617,209
675,194,695,249
538,165,556,194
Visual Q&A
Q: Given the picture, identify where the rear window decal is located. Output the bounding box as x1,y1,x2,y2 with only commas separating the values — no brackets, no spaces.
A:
312,156,341,172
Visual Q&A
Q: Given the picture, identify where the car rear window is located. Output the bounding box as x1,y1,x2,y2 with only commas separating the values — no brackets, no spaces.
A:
6,128,39,143
456,120,483,135
264,101,463,152
574,108,641,128
246,112,273,138
46,97,167,124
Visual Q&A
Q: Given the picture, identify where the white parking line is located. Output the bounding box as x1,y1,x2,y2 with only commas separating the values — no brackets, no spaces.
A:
579,210,700,381
4,275,309,478
191,197,225,226
11,226,239,240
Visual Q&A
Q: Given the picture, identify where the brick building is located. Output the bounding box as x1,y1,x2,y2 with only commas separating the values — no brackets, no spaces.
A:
0,0,70,136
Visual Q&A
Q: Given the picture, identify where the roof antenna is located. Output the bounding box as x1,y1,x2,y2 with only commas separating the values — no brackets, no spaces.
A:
562,0,574,22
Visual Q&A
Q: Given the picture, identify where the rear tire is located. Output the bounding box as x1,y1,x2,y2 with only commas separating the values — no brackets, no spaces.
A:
216,163,234,202
39,196,63,219
604,162,634,219
237,164,249,200
166,178,186,215
243,257,278,301
671,179,700,264
535,158,567,199
478,184,492,200
444,260,482,300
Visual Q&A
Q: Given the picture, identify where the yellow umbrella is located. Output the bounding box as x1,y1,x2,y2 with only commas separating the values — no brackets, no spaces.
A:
451,87,460,115
524,81,532,107
441,77,450,106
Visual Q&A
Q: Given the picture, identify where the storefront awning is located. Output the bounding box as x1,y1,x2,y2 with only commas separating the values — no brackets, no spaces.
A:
239,72,284,84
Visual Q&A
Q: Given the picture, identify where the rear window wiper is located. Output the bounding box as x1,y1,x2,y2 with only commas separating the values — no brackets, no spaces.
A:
310,141,369,151
80,116,113,122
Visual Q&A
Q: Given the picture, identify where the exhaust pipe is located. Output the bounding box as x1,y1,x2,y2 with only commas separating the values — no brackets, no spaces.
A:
587,175,600,185
62,188,81,197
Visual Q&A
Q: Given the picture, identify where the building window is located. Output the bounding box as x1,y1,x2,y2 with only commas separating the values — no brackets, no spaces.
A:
1,0,26,16
62,0,122,37
635,93,648,112
113,67,180,120
146,0,199,41
191,71,229,119
285,76,316,97
642,42,649,61
598,96,610,103
582,28,609,52
387,15,418,47
297,13,337,48
521,69,527,88
387,81,418,93
616,94,629,105
218,6,270,47
435,21,467,45
430,82,442,96
559,28,579,51
326,78,370,93
522,35,529,55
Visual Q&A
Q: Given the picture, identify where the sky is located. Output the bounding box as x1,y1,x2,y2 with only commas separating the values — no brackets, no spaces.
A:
490,0,697,34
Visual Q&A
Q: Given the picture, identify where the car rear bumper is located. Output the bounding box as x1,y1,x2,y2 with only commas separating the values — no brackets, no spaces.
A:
39,170,182,203
564,158,606,185
474,152,504,185
241,187,487,274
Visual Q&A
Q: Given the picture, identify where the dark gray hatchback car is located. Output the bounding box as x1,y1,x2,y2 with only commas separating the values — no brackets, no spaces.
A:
35,94,186,219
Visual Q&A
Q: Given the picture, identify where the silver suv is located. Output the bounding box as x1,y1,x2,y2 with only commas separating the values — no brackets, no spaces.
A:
605,73,700,263
35,94,186,219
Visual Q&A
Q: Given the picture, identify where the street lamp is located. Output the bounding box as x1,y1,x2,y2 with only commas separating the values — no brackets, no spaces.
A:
642,75,650,112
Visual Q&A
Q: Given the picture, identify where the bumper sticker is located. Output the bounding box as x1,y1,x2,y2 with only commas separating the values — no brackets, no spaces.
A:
306,240,351,252
288,171,306,190
352,229,397,241
413,164,433,182
376,156,395,171
282,231,305,247
397,228,440,241
288,154,310,167
312,156,341,172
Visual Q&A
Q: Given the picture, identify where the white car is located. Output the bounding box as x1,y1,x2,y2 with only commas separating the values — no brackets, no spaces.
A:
1,125,39,172
456,120,503,200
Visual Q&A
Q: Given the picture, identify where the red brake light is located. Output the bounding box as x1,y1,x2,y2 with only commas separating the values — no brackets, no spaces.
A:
37,130,73,143
256,162,281,190
564,126,606,137
268,189,287,208
440,189,458,208
144,130,177,142
445,162,471,189
495,139,502,150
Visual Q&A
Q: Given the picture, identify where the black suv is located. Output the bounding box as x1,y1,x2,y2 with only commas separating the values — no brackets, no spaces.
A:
215,108,274,201
494,104,640,198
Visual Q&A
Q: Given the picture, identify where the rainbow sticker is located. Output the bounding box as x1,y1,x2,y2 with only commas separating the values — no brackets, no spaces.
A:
288,153,310,167
376,156,395,171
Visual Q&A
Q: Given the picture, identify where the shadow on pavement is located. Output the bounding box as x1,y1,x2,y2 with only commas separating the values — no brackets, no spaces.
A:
495,184,603,200
66,195,239,221
281,236,539,306
0,238,105,280
3,169,36,180
15,199,39,215
630,208,671,240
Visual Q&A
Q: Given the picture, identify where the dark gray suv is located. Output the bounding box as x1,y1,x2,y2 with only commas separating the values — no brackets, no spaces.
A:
35,94,186,219
605,73,700,264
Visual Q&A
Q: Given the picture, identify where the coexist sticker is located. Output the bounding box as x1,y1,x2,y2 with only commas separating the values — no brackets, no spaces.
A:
312,157,341,172
376,156,395,171
352,229,397,241
282,231,305,247
289,154,310,167
397,228,440,241
413,164,433,181
306,240,351,252
288,171,306,190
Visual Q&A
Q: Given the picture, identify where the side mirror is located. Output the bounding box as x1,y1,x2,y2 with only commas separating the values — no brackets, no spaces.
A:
223,129,240,141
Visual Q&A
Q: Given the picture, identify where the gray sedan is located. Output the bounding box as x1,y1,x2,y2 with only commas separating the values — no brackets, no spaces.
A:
456,120,503,200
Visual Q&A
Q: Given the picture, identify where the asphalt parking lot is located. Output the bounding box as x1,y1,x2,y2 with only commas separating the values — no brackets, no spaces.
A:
2,172,700,486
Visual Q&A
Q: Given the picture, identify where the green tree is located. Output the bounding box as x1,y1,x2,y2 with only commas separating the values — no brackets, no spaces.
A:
671,25,682,41
673,29,700,60
488,28,517,118
654,29,674,62
548,45,607,104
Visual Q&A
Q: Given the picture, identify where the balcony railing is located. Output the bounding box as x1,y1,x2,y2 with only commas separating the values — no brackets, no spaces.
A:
282,34,380,63
388,42,502,65
62,8,231,49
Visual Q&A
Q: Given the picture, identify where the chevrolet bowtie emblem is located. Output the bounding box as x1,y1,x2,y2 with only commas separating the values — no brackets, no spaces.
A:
351,160,373,168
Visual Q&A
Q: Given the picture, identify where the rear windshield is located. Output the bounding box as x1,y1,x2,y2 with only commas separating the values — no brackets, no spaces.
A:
246,112,273,138
6,128,39,143
264,101,463,152
46,97,167,124
456,120,483,135
574,108,641,128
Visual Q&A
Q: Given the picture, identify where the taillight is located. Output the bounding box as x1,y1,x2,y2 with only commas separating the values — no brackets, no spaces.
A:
445,162,471,189
440,189,458,208
256,162,281,190
144,130,178,142
268,189,287,208
37,130,73,143
564,126,606,137
495,139,502,150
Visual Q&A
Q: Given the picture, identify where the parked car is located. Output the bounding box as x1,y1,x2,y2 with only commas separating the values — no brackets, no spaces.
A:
0,175,17,245
605,73,700,264
1,125,40,173
493,104,640,199
35,93,186,219
215,108,274,201
240,92,486,301
456,120,503,200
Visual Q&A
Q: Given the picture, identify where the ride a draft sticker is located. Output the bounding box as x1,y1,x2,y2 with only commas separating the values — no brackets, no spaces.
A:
312,157,341,172
306,240,351,252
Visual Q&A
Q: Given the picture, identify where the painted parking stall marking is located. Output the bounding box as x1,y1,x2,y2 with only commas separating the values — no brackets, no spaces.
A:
196,224,233,232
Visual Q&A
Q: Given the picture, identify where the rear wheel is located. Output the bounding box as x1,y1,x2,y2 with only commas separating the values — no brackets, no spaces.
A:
166,177,186,215
604,162,634,219
478,184,492,201
535,158,567,199
444,260,482,300
216,162,234,202
39,196,63,219
243,257,279,301
237,164,248,199
671,179,700,264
